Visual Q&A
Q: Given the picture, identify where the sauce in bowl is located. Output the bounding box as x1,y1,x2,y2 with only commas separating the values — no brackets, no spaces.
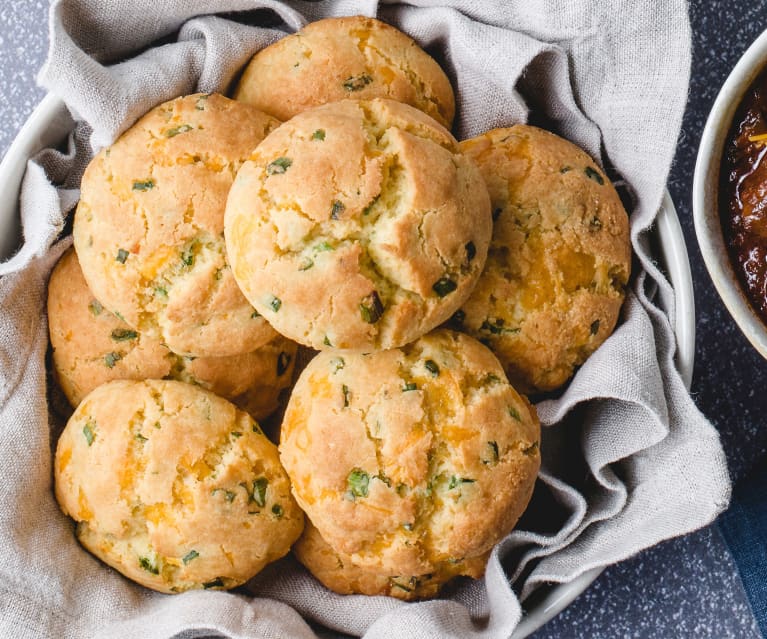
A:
721,69,767,323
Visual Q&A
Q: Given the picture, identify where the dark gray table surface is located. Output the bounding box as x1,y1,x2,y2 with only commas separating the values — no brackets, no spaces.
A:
0,2,763,638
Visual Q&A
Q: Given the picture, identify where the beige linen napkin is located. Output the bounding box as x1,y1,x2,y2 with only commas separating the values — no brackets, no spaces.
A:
0,1,730,637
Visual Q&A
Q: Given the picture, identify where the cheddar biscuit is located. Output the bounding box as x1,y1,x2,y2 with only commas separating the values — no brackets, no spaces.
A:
73,93,280,358
294,520,488,600
225,99,491,351
54,380,304,594
457,125,631,393
47,248,297,420
234,15,455,129
279,330,539,576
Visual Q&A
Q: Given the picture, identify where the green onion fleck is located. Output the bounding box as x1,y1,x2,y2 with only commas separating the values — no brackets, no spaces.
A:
590,319,601,335
132,179,155,192
111,328,138,342
342,384,350,407
266,157,292,175
104,352,122,368
560,166,572,174
424,360,440,377
312,129,326,141
466,242,476,264
359,291,384,324
116,249,129,263
448,476,476,490
251,310,261,319
483,441,499,465
522,441,539,456
203,577,224,589
272,504,283,518
432,277,457,297
299,257,314,271
154,286,168,299
584,166,605,185
138,556,159,575
252,477,268,507
403,382,417,392
134,433,148,443
165,124,193,138
330,200,345,220
343,74,373,91
230,431,242,439
88,300,103,316
314,241,334,252
347,468,370,498
83,422,96,446
182,550,199,565
277,352,291,376
323,336,332,347
331,357,345,373
180,245,195,267
508,406,521,421
269,296,282,312
195,94,210,110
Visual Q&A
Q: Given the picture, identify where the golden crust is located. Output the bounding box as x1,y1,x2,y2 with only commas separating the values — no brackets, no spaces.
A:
47,248,297,420
294,519,488,600
73,93,281,358
234,15,455,129
279,329,539,576
54,379,304,594
225,99,492,351
456,125,631,393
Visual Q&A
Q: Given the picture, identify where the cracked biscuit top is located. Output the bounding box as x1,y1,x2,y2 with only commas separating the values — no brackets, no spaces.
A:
224,98,492,351
234,15,455,129
54,379,304,594
73,93,280,358
279,330,539,576
47,249,297,419
456,125,631,393
294,519,488,600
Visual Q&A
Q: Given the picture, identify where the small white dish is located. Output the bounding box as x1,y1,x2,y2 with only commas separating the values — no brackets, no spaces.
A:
694,29,767,360
0,95,695,637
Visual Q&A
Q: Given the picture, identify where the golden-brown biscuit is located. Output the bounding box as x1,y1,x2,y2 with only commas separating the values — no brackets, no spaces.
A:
279,329,539,576
225,98,491,351
54,379,304,594
47,248,297,420
73,93,280,358
456,125,631,393
294,519,488,601
234,16,455,129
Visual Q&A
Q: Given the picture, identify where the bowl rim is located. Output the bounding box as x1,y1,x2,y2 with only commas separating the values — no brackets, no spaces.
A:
0,94,696,637
693,28,767,360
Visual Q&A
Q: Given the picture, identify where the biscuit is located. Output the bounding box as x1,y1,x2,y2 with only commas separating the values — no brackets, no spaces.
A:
225,98,492,351
456,125,631,393
73,93,281,358
294,519,488,600
47,248,297,420
234,16,455,129
54,379,304,594
279,329,539,576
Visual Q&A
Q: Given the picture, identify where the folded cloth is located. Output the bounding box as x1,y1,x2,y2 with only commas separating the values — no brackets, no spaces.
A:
0,1,731,638
718,459,767,637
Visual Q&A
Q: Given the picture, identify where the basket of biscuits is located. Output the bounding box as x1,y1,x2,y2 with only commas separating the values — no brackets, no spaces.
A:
0,4,729,639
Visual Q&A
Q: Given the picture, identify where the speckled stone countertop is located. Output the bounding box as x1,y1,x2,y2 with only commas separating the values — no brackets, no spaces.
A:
0,2,763,637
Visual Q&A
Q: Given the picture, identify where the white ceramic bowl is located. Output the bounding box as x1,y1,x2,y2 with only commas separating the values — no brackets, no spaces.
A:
694,30,767,360
0,95,695,637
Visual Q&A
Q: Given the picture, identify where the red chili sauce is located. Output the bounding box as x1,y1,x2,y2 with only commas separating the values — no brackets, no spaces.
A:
721,69,767,323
